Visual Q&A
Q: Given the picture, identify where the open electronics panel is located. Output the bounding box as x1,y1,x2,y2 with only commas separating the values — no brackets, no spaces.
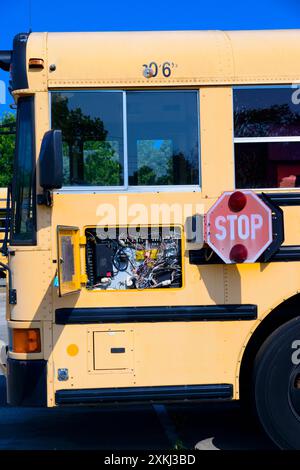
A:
85,226,183,291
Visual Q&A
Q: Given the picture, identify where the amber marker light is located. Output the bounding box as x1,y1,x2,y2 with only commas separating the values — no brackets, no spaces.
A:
12,329,41,353
28,58,44,69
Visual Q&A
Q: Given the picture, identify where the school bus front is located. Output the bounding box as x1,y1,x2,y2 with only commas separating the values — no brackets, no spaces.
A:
2,30,300,448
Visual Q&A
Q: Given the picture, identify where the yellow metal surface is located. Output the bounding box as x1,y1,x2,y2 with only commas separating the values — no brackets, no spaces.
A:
6,29,300,406
9,249,53,322
52,199,218,307
53,321,252,390
200,88,234,198
24,30,300,90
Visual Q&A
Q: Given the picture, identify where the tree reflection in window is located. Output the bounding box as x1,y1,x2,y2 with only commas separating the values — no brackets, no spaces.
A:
234,88,300,138
127,91,199,186
83,141,121,186
52,93,123,186
133,139,196,185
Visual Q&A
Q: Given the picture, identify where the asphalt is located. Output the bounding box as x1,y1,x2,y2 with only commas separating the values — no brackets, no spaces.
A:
0,287,275,450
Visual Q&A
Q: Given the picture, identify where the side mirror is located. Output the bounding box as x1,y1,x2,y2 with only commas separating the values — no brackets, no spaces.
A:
39,130,63,190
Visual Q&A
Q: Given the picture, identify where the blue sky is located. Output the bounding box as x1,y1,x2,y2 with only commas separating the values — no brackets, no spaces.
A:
0,0,299,116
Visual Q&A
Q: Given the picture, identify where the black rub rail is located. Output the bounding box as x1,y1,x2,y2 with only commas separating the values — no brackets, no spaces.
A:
56,384,233,405
55,304,257,324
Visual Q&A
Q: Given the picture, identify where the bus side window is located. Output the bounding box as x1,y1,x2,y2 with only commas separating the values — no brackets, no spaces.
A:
51,90,200,189
127,91,199,186
233,86,300,189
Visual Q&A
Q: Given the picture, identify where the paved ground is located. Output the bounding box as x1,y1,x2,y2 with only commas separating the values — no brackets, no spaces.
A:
0,287,275,450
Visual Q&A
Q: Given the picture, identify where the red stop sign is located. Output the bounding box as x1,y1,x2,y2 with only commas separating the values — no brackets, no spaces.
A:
205,191,273,264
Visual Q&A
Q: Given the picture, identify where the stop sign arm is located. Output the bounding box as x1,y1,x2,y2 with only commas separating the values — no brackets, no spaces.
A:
257,193,284,263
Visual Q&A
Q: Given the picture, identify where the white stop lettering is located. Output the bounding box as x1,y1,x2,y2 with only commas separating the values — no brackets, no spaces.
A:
215,214,263,241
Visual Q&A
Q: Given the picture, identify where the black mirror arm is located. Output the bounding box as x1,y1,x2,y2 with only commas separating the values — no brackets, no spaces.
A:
37,189,53,207
0,261,16,305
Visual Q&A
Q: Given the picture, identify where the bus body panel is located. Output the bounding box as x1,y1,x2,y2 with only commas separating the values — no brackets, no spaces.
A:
23,30,300,90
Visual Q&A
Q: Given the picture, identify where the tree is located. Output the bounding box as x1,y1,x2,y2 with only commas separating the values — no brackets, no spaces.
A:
83,141,122,186
132,140,197,185
132,139,173,185
0,112,15,186
52,95,122,185
234,103,300,137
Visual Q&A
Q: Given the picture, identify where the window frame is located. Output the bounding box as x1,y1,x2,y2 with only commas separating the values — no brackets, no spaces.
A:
50,89,201,193
233,85,300,191
11,95,37,246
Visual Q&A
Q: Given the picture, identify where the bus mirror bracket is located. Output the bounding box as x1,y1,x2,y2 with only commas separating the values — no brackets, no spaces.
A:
38,129,63,205
37,190,53,207
0,261,17,305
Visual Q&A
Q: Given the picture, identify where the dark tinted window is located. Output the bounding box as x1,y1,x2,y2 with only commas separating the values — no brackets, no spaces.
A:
234,86,300,189
127,91,199,185
235,142,300,189
11,97,36,244
234,87,300,137
51,92,124,186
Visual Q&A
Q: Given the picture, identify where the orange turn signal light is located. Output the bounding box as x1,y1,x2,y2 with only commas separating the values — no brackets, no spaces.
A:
28,58,44,69
12,329,41,353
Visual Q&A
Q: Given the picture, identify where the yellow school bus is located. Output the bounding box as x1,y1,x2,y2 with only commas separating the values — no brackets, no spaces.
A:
1,29,300,448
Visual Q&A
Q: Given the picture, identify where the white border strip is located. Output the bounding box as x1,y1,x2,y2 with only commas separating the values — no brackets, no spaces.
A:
234,136,300,143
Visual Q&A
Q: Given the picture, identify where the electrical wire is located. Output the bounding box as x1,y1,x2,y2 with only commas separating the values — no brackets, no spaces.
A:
86,230,182,290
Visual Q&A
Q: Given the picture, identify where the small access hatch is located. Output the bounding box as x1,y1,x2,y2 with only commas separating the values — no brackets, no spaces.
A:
93,330,133,371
